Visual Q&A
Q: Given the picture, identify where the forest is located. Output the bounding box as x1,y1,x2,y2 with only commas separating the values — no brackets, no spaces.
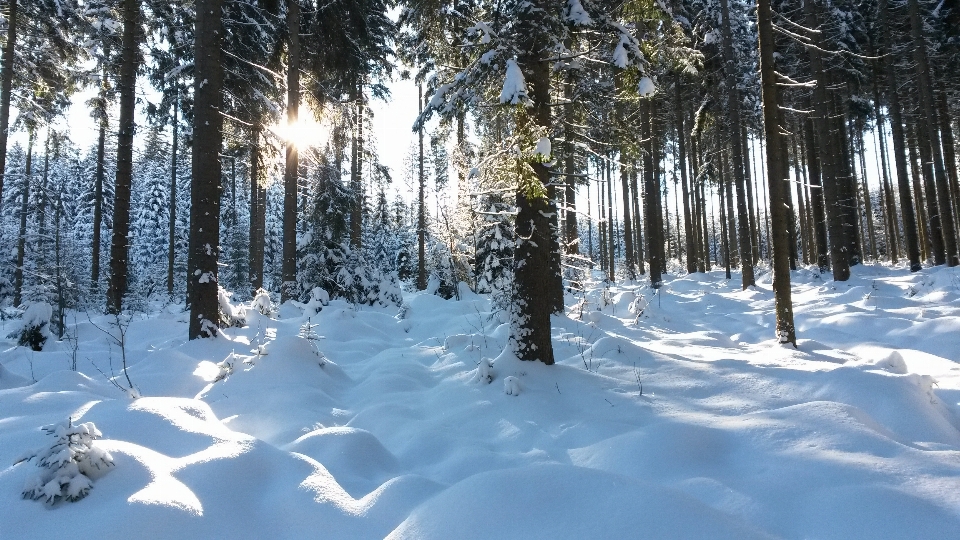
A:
1,0,960,537
0,0,957,359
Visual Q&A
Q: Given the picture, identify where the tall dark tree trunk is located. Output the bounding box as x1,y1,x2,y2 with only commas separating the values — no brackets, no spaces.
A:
878,0,921,270
91,115,106,291
417,85,427,291
758,0,796,345
643,102,663,287
512,9,556,364
107,0,140,314
281,0,300,302
168,96,179,297
350,80,364,249
742,126,760,264
13,130,32,307
719,156,732,280
606,155,615,281
188,0,224,339
804,0,849,281
908,122,932,261
0,0,17,208
632,168,645,274
720,0,755,287
677,83,695,273
937,88,960,242
249,126,264,292
620,160,635,279
908,0,958,265
563,74,579,255
802,115,829,272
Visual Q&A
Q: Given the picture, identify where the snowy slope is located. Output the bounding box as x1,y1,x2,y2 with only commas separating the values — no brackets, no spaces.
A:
1,264,959,539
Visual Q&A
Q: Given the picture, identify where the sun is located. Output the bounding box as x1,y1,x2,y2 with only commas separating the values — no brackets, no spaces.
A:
269,114,330,150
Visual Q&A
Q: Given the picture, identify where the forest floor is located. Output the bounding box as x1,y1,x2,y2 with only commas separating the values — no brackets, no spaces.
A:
1,263,959,539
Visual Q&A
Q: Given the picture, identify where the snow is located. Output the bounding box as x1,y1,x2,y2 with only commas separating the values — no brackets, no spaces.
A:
2,264,960,538
565,0,593,26
638,76,656,97
20,302,53,329
499,59,529,106
534,136,551,159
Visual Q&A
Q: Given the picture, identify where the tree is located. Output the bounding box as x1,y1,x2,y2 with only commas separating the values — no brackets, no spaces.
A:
106,0,141,314
188,0,224,339
757,0,796,346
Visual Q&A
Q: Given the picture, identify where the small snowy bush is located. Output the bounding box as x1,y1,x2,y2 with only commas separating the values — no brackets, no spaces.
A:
218,287,247,328
304,287,330,315
19,420,113,505
17,302,52,351
477,358,495,384
214,352,239,382
252,288,277,317
503,376,521,396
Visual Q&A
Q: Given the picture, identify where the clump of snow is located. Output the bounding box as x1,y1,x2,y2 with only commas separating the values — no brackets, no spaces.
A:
534,136,552,159
612,36,630,68
252,288,277,317
566,0,593,25
476,358,495,384
499,59,529,106
638,76,656,97
19,420,113,505
503,376,520,396
218,287,246,328
877,350,908,374
303,287,330,315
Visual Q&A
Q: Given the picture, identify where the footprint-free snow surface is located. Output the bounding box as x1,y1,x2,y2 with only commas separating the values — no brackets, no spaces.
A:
2,265,960,539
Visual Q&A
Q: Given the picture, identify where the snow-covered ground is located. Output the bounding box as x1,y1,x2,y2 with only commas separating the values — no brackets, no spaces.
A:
2,264,959,539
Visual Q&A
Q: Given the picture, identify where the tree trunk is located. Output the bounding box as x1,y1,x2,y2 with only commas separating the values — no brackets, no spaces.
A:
677,83,695,273
512,37,556,364
249,126,264,293
802,116,829,272
758,0,796,345
804,0,849,280
908,0,957,265
107,0,140,314
350,80,364,250
417,85,427,291
878,0,922,270
13,130,32,307
937,88,960,243
742,126,760,265
91,114,106,291
0,0,17,208
188,0,224,339
281,0,300,302
168,96,179,297
643,102,663,287
720,0,754,287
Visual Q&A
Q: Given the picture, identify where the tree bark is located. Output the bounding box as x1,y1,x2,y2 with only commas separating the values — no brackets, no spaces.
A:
512,6,557,364
13,129,32,307
188,0,224,339
908,0,957,265
878,0,921,270
417,85,427,291
281,0,300,302
758,0,796,345
804,0,849,280
107,0,140,314
168,96,179,297
249,126,264,292
91,110,107,291
0,0,17,208
643,101,662,287
720,0,754,287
